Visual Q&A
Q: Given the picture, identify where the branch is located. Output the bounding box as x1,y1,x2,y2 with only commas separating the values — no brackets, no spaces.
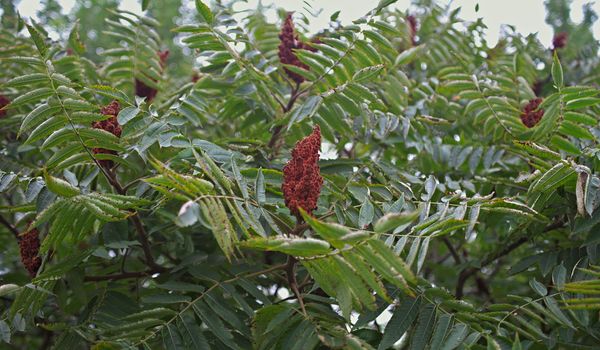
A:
290,222,309,236
455,218,565,298
0,214,19,239
84,270,154,282
39,329,53,350
130,214,166,272
282,221,309,315
285,255,307,316
104,167,126,195
442,237,461,264
267,82,301,159
103,168,165,272
481,218,564,268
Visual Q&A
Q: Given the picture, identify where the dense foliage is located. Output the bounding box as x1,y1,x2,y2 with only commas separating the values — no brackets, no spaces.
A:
1,0,600,348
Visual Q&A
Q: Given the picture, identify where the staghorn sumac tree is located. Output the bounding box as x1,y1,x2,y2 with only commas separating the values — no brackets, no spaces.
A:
1,0,600,349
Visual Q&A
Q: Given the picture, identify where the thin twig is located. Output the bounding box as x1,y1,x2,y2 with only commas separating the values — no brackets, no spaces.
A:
267,82,301,159
102,167,165,272
442,237,461,264
281,221,309,315
455,218,565,298
84,270,155,282
285,255,307,316
130,214,166,272
0,214,19,239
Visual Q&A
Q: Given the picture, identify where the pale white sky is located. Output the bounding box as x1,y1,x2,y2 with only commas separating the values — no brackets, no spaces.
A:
13,0,600,47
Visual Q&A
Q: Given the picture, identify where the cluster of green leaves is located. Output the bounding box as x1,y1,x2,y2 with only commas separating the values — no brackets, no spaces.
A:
1,0,600,349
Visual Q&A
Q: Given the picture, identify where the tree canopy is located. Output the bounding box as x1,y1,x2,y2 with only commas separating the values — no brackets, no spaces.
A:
1,0,600,349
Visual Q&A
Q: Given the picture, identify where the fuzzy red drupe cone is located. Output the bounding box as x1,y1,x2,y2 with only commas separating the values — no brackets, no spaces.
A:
278,13,311,84
406,14,418,45
520,98,544,128
92,100,122,168
135,50,169,101
0,95,10,118
553,32,567,50
19,227,42,277
282,125,323,220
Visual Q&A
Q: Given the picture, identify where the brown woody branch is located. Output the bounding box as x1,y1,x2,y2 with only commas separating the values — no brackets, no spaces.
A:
130,214,166,272
442,237,461,264
455,218,566,298
0,214,19,239
283,221,309,315
103,166,165,272
84,270,155,282
285,255,306,315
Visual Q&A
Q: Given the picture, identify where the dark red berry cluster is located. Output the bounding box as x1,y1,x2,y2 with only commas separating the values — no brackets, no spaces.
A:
134,79,158,102
135,50,169,102
282,125,323,220
19,228,41,277
0,95,10,118
278,13,317,84
407,14,418,45
553,32,567,50
520,98,544,128
92,100,122,168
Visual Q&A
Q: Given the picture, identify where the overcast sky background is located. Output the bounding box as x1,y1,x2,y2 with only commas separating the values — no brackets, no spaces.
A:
12,0,600,47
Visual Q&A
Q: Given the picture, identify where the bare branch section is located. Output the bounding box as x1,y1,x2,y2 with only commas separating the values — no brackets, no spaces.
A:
103,167,165,273
0,214,19,239
456,218,566,298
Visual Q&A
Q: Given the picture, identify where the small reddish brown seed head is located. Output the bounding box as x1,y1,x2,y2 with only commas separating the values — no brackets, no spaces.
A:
135,80,158,101
92,100,122,168
278,13,311,84
158,50,169,69
553,32,567,50
520,98,544,128
406,14,418,45
0,95,10,118
135,51,168,101
19,227,41,277
282,125,323,220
